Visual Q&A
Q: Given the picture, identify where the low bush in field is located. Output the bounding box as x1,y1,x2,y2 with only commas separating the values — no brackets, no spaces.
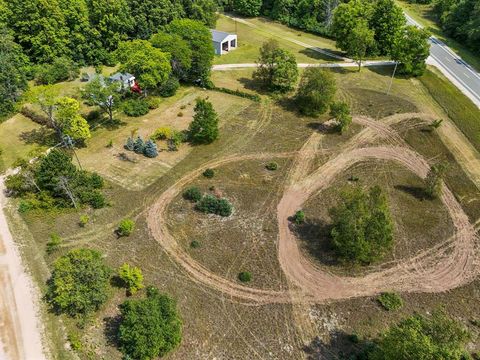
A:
147,97,161,109
183,187,202,202
202,168,215,178
266,162,278,171
123,99,149,117
195,195,233,217
377,292,403,311
238,271,252,282
151,127,172,141
117,218,135,237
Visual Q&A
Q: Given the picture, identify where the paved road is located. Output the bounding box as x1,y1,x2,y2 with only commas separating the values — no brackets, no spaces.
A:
405,13,480,108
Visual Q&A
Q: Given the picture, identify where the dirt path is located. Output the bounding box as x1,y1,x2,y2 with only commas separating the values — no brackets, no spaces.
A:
147,114,479,304
0,177,46,359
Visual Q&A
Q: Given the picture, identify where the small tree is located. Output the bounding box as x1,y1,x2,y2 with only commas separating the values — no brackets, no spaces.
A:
183,186,202,202
124,137,135,151
293,210,305,224
118,218,135,237
330,101,352,133
118,287,182,359
188,98,219,145
118,263,144,295
143,140,158,158
83,77,121,122
346,21,375,71
55,97,91,142
46,249,112,317
377,292,403,311
253,39,298,92
133,136,145,154
295,67,336,116
391,26,430,76
425,162,448,199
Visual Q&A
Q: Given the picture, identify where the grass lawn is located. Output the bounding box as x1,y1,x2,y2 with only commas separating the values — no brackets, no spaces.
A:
0,114,54,172
213,14,341,64
396,0,480,72
420,68,480,153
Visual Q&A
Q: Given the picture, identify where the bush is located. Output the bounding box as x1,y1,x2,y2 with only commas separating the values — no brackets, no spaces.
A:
133,136,145,154
377,292,403,311
118,287,182,360
143,140,158,158
171,130,187,146
151,127,172,141
266,162,278,171
238,271,252,282
196,195,233,217
159,76,180,97
46,248,112,317
46,233,62,254
79,215,90,227
147,97,161,109
118,218,135,237
293,210,305,224
183,187,202,202
202,168,215,178
177,111,183,117
125,137,135,151
190,240,201,248
35,57,79,85
118,263,144,295
123,99,149,117
67,332,83,351
78,190,106,209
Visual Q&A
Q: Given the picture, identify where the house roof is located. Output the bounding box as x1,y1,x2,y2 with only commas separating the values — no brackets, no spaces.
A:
210,29,235,43
109,72,135,82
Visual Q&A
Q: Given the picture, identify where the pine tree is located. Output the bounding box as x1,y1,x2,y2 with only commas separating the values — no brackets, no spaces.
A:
133,136,145,154
124,137,135,151
143,140,158,158
188,98,219,145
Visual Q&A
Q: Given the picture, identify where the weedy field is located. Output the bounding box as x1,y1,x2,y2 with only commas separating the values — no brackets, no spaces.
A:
2,42,480,359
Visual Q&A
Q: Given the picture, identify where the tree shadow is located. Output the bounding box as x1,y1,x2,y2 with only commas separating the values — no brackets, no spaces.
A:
237,77,270,95
86,109,127,131
290,218,339,266
299,48,344,62
303,331,374,360
19,127,57,147
394,185,428,201
103,315,121,347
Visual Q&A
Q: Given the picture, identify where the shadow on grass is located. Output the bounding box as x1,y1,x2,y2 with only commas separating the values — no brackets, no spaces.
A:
394,184,428,201
19,127,57,147
237,77,271,95
103,315,122,347
86,109,127,131
303,331,374,360
290,218,339,267
299,48,344,62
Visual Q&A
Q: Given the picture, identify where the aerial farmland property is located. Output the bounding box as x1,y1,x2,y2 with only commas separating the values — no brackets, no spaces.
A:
0,0,479,359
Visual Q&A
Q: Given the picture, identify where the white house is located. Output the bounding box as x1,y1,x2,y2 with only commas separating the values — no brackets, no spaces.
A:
108,72,136,89
210,29,237,55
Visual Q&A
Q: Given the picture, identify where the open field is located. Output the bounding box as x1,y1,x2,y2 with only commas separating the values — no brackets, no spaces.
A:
214,14,341,64
3,56,480,358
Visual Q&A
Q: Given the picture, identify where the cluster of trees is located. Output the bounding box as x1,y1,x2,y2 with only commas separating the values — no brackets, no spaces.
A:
329,185,393,264
332,0,430,75
6,149,106,211
432,0,480,53
46,247,181,358
183,186,233,216
125,136,159,158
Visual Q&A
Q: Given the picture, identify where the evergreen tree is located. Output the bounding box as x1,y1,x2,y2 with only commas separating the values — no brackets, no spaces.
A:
188,98,219,144
133,136,145,154
143,140,158,158
125,137,135,151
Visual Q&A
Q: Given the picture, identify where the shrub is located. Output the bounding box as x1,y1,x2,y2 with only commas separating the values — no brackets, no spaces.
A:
266,162,278,171
35,57,79,85
125,137,135,151
151,127,172,141
133,136,145,154
202,168,215,178
46,233,62,254
79,215,90,227
293,210,305,224
377,292,403,311
67,332,83,351
143,140,158,158
196,195,233,217
118,287,182,360
177,111,183,117
78,190,106,209
238,271,252,282
183,187,202,202
296,67,336,116
118,218,135,237
118,263,144,295
46,248,112,317
159,76,180,97
123,99,149,117
190,240,201,248
147,97,161,109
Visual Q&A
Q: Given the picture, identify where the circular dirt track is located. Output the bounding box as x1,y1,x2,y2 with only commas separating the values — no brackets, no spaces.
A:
147,114,479,304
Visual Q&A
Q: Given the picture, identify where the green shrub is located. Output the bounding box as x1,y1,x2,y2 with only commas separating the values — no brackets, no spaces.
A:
238,271,252,282
143,140,158,158
78,190,106,209
79,215,90,227
177,111,183,117
106,140,113,148
151,127,172,140
293,210,305,224
183,187,202,202
118,218,135,237
123,99,149,117
266,162,278,171
159,76,180,97
147,97,161,109
118,263,144,295
202,168,215,178
46,233,62,254
67,332,83,351
196,195,233,217
170,130,186,146
133,136,145,154
35,57,79,85
190,240,201,248
377,292,403,311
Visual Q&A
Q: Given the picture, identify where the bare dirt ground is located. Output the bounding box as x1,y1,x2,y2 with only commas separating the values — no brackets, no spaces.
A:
147,113,480,304
0,177,46,360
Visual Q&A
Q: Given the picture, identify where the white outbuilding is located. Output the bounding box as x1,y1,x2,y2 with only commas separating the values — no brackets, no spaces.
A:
210,29,237,55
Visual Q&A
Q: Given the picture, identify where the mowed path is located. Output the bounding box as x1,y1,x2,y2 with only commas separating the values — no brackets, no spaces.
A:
147,113,480,304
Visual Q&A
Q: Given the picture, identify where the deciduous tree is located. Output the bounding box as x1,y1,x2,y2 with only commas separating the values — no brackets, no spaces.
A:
295,67,336,116
330,101,352,133
370,0,405,56
345,21,375,70
55,97,91,142
233,0,263,16
150,32,192,81
391,26,430,76
83,77,121,122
